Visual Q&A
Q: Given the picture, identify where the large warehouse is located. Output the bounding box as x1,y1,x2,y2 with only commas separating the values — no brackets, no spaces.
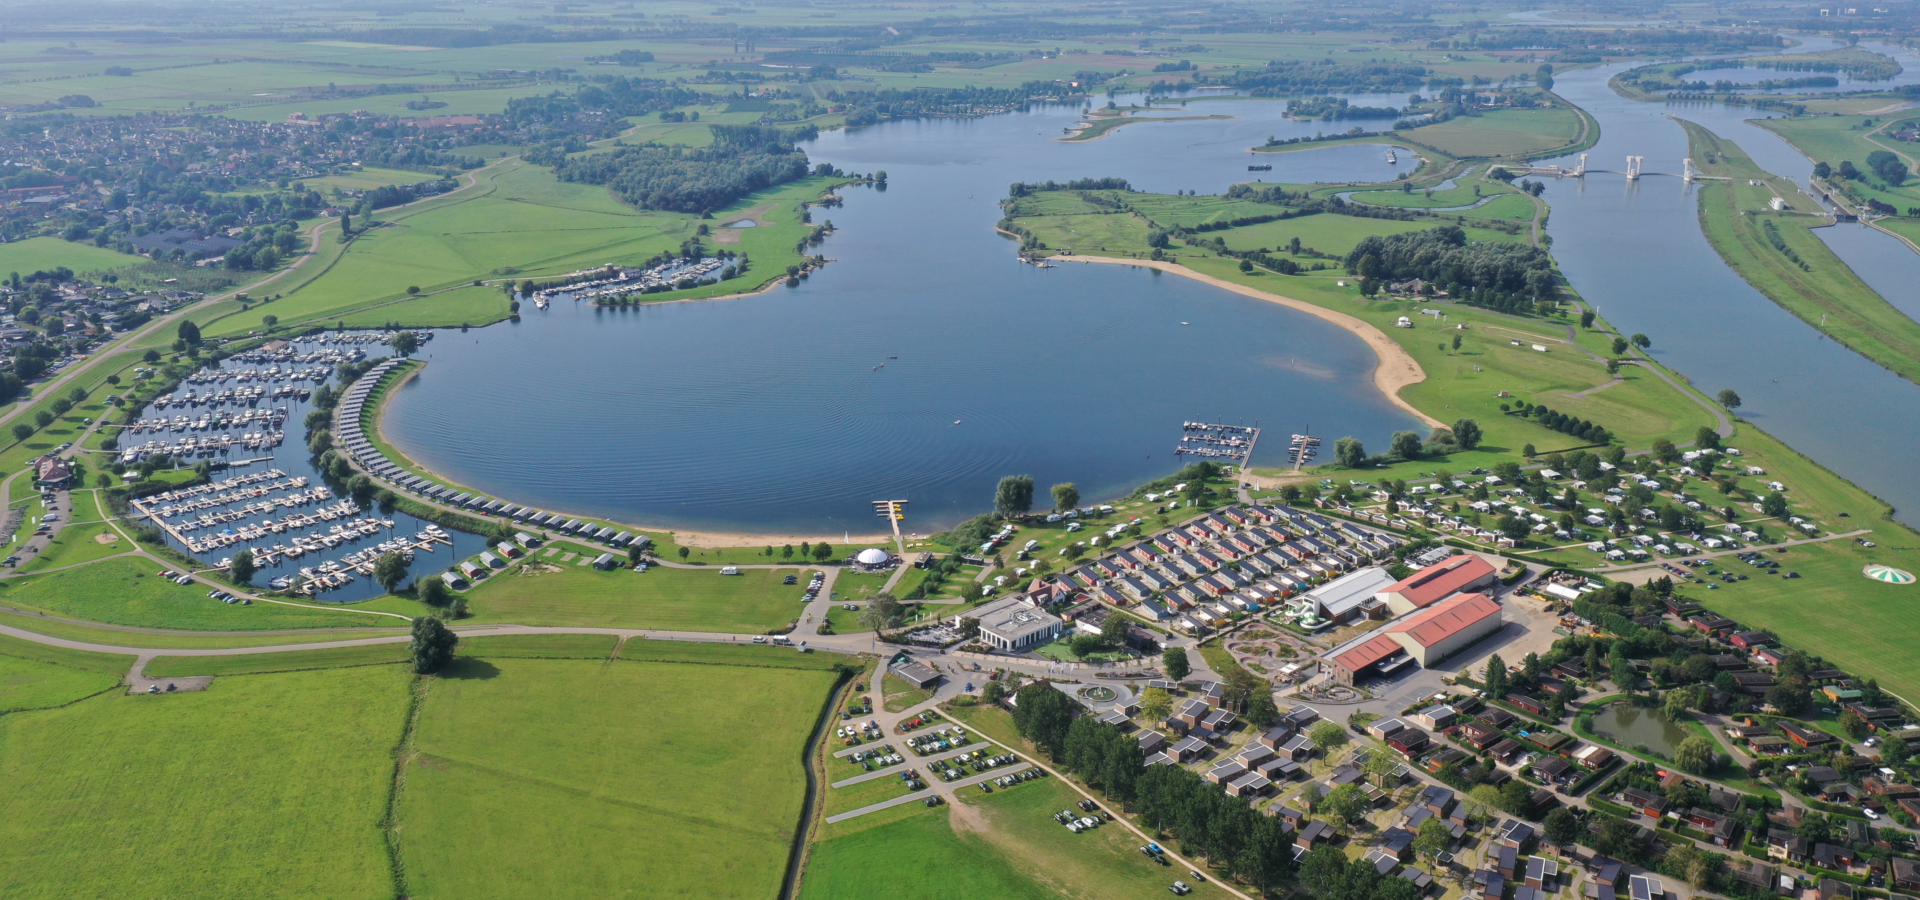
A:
1377,554,1498,616
1386,592,1503,666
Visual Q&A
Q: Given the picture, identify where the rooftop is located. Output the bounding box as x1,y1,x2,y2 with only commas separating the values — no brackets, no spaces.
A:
1389,592,1501,648
1380,554,1496,608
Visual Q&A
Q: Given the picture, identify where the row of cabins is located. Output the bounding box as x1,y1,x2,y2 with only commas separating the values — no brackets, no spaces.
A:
1134,702,1326,802
334,365,649,556
1067,504,1400,635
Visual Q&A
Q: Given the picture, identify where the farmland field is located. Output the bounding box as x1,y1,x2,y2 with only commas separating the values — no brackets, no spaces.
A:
0,666,410,900
395,656,838,900
460,563,803,632
302,166,443,192
0,236,146,277
0,652,121,713
1401,107,1585,158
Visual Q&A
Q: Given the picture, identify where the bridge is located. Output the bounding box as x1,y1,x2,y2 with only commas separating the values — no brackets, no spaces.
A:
1499,154,1722,182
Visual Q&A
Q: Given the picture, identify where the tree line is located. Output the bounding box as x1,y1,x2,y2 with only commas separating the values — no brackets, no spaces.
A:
1010,683,1298,892
551,125,812,214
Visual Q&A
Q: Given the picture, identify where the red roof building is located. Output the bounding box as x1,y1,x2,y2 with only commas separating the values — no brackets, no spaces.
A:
1378,554,1498,615
1387,592,1504,665
1331,634,1410,686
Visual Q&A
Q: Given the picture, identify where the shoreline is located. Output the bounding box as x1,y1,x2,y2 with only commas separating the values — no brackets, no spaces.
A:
1060,255,1445,429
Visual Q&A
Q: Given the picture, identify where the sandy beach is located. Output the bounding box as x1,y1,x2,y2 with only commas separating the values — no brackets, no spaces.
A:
1063,256,1444,429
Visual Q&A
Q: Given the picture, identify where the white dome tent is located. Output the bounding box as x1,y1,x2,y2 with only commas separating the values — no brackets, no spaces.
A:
854,548,891,567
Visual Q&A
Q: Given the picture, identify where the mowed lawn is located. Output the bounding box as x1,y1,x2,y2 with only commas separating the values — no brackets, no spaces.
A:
0,666,410,900
17,522,126,573
800,807,1059,900
464,563,802,632
396,656,838,900
0,558,391,630
0,236,145,277
1402,107,1584,158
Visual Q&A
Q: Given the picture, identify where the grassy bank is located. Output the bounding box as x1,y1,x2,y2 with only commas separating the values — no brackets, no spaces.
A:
1684,119,1920,385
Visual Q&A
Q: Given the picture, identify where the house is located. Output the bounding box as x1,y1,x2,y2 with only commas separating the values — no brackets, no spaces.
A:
1489,738,1524,764
1460,720,1503,750
1729,630,1771,650
1388,728,1432,757
1628,874,1663,900
1227,772,1272,798
1571,744,1616,770
1256,724,1297,750
1494,818,1534,850
1531,755,1574,785
1508,693,1547,715
1686,808,1737,846
1138,731,1170,755
1891,858,1920,893
1620,788,1668,819
1379,826,1417,860
1278,734,1315,761
1411,704,1460,731
1812,843,1855,871
1377,554,1498,615
1766,829,1809,863
889,656,943,690
32,456,72,488
1481,871,1506,900
1416,785,1455,818
971,594,1066,651
1269,804,1307,829
1495,844,1520,878
1296,819,1332,851
1778,721,1835,749
1169,736,1209,762
1479,707,1517,729
1594,858,1625,888
1367,717,1409,740
1817,879,1854,900
1526,856,1559,889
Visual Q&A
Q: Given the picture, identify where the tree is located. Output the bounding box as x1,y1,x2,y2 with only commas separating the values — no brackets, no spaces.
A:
1139,686,1174,722
10,423,31,442
410,616,459,674
1717,389,1742,410
34,410,53,428
781,544,793,560
1308,719,1348,751
1452,418,1483,450
419,576,452,608
373,551,410,593
1099,613,1130,646
627,543,646,566
858,592,904,631
1240,258,1254,273
677,545,691,560
1011,682,1079,759
391,331,420,356
1761,492,1789,517
1323,782,1369,823
1335,436,1368,468
1544,807,1582,844
1674,734,1715,774
1071,633,1104,656
1662,688,1692,722
1413,817,1454,862
1766,682,1810,715
1248,691,1280,729
1840,708,1871,741
1050,482,1080,512
1390,430,1423,460
1612,336,1630,355
177,319,201,345
229,548,256,585
1483,654,1509,697
1162,647,1190,680
1631,333,1651,349
1499,513,1531,542
982,680,1007,703
1580,309,1596,328
812,541,834,561
994,474,1035,519
262,314,278,330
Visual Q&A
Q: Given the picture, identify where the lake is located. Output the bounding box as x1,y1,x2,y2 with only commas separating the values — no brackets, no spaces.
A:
381,97,1429,535
1588,702,1693,757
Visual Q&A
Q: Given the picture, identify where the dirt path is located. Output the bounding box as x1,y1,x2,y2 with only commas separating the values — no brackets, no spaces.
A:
1061,256,1444,428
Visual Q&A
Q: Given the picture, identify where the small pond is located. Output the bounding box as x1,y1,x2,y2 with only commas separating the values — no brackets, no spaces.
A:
1587,702,1692,757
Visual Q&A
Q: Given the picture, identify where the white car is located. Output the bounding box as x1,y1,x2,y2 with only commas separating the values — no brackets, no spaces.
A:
1865,809,1880,820
751,636,767,644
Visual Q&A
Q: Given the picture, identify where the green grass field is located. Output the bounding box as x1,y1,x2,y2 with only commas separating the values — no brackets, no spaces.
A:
0,666,410,899
0,236,146,277
16,522,126,573
0,558,394,631
614,637,854,670
196,163,847,337
1757,113,1920,215
801,806,1061,900
460,563,802,633
302,166,445,192
1402,107,1585,158
1686,121,1920,385
883,671,934,712
0,652,121,712
835,569,894,599
396,656,837,900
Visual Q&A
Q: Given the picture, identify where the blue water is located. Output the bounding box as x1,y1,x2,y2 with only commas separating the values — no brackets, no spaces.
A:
382,95,1427,535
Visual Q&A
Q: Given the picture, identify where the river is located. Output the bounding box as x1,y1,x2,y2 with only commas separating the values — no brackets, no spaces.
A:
1534,38,1920,527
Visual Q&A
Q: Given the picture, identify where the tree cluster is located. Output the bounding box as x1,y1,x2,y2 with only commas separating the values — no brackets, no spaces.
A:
552,125,811,214
1344,226,1558,313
